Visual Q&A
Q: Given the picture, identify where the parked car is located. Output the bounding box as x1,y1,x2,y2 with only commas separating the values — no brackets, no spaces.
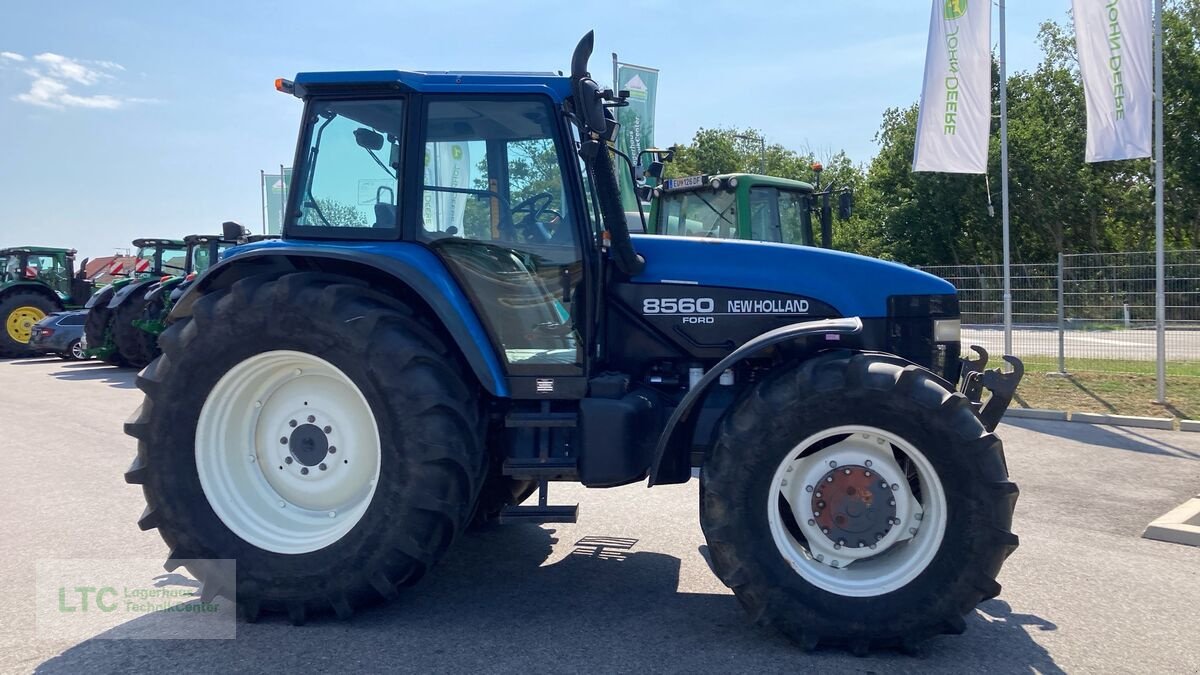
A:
29,310,89,360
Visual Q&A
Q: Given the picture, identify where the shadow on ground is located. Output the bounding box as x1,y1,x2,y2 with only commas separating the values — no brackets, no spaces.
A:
49,361,136,390
36,524,1063,673
1005,417,1200,460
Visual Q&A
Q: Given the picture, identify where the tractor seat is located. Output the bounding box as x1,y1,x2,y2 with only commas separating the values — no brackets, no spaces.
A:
374,203,396,228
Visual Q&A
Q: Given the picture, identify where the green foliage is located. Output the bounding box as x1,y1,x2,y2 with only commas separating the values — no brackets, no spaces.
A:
315,198,368,227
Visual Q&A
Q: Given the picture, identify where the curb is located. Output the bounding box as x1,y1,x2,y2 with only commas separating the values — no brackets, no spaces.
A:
1142,496,1200,548
1004,408,1069,421
1069,412,1175,430
1005,408,1182,430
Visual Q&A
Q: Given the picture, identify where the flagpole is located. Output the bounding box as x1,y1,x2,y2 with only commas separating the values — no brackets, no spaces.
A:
1153,0,1166,403
999,0,1013,355
259,169,267,235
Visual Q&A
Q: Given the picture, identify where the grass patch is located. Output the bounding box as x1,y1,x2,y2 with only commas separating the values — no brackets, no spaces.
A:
1012,358,1200,419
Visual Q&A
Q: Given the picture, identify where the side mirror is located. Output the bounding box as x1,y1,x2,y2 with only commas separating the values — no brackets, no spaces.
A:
354,128,384,151
820,193,833,249
633,165,645,182
646,161,665,180
635,185,653,202
838,191,853,220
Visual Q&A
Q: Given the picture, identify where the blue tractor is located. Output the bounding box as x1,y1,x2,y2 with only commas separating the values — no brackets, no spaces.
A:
125,33,1022,652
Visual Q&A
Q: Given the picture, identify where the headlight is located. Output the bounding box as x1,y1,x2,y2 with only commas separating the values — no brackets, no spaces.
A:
933,318,961,342
727,177,739,188
710,178,722,191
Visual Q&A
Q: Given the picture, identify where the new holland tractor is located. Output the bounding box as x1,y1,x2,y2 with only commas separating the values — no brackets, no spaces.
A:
125,33,1022,652
85,238,186,366
0,246,93,357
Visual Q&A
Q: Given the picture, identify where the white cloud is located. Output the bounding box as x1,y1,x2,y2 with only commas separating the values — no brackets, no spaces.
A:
5,52,149,111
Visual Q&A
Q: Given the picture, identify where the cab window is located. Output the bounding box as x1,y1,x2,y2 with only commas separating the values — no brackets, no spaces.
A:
655,190,737,238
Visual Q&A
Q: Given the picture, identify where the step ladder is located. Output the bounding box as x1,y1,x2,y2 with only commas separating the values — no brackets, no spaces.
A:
498,402,579,524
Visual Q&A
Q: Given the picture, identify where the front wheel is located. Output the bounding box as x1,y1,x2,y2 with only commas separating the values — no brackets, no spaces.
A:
700,351,1018,653
125,272,487,622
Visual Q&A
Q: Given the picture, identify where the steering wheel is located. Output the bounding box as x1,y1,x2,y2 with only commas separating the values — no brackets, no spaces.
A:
509,192,555,242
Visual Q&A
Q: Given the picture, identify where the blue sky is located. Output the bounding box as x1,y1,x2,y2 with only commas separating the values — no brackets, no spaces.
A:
0,1,1070,258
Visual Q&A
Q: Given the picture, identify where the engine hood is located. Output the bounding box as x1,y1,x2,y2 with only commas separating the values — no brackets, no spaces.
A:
628,235,954,318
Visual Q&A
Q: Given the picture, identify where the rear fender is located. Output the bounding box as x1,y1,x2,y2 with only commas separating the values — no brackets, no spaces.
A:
649,317,863,486
170,244,509,398
107,278,156,309
1,281,62,309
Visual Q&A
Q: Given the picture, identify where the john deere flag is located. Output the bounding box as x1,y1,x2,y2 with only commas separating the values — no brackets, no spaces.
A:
615,62,658,211
263,168,292,234
1072,0,1152,162
912,0,992,173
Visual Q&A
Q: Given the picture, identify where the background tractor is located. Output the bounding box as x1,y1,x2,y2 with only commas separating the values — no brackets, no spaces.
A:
0,246,92,357
125,33,1021,653
642,157,853,248
85,238,186,366
129,229,244,366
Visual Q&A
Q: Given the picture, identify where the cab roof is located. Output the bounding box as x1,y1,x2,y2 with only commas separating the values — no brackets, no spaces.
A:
660,173,815,194
0,246,75,256
132,238,186,248
290,70,573,102
183,234,234,245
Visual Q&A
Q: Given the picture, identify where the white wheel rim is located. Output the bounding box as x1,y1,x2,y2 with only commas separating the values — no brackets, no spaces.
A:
71,341,85,359
195,350,382,554
766,425,947,597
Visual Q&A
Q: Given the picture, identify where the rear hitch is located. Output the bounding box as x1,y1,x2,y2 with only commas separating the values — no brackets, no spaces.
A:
958,346,1024,432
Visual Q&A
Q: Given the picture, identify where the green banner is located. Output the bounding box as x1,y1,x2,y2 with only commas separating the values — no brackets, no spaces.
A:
263,168,293,235
615,62,658,212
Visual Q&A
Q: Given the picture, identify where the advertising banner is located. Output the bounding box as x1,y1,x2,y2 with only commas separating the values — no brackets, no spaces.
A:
1072,0,1153,162
615,62,659,210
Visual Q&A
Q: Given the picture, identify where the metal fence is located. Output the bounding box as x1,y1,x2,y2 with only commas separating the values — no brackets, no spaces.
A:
919,250,1200,378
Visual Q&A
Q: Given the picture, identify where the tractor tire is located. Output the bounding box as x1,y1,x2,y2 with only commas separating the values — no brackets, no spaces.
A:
0,291,59,358
84,300,131,367
125,272,487,623
700,351,1018,654
111,290,157,368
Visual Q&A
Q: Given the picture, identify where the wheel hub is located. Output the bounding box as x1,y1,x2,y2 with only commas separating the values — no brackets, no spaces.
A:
288,423,329,466
811,465,896,548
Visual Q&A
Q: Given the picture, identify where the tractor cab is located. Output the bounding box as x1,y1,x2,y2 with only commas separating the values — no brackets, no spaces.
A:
0,246,91,356
131,238,188,278
183,233,238,276
645,170,853,248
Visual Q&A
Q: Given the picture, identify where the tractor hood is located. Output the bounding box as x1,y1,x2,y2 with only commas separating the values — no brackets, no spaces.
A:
628,235,954,318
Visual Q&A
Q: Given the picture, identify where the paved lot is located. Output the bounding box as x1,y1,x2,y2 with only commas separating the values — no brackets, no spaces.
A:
964,326,1200,361
2,356,1199,673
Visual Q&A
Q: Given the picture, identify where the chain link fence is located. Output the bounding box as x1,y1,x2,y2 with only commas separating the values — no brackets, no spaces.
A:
919,250,1200,378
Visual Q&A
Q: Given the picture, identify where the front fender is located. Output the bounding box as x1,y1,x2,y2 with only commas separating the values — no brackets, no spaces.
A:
107,278,156,309
649,317,863,486
170,243,509,398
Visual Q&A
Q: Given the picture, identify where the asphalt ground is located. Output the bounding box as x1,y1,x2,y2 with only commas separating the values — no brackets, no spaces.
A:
2,356,1199,674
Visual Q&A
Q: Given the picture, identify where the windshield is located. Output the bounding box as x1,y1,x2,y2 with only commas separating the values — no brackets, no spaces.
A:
134,246,187,276
0,254,12,283
190,242,229,273
655,190,738,238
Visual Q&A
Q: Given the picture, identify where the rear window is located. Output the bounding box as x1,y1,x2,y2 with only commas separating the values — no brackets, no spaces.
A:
58,313,87,326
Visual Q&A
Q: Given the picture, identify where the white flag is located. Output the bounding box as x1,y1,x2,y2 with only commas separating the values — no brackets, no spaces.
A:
1073,0,1152,162
912,0,992,174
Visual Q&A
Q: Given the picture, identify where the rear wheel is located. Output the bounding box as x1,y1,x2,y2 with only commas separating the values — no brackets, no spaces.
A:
125,272,486,622
112,290,155,368
0,292,58,357
84,299,130,367
700,351,1018,653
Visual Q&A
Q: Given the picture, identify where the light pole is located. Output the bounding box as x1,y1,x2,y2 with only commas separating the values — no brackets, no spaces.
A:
735,133,766,174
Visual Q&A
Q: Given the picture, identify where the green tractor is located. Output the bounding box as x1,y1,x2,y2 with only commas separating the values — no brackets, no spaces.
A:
84,238,186,367
0,246,93,357
129,229,245,365
643,158,852,248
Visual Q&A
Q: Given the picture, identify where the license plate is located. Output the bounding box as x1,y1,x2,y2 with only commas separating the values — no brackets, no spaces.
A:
666,175,704,190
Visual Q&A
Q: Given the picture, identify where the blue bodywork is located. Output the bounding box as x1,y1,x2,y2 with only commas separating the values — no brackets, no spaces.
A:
630,235,954,317
292,70,572,102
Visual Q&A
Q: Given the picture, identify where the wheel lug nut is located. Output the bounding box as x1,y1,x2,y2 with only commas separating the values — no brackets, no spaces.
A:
817,501,826,508
805,485,813,492
814,511,821,517
864,471,872,477
329,446,337,454
284,457,293,464
915,512,924,521
909,527,918,535
881,481,888,488
888,499,896,506
323,425,332,434
319,463,327,471
814,491,822,498
289,420,297,428
307,415,316,423
865,460,873,467
834,543,842,550
821,528,829,534
843,468,851,475
891,483,900,491
300,467,309,475
826,476,834,483
279,437,288,445
807,519,815,526
876,533,884,540
829,460,837,468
